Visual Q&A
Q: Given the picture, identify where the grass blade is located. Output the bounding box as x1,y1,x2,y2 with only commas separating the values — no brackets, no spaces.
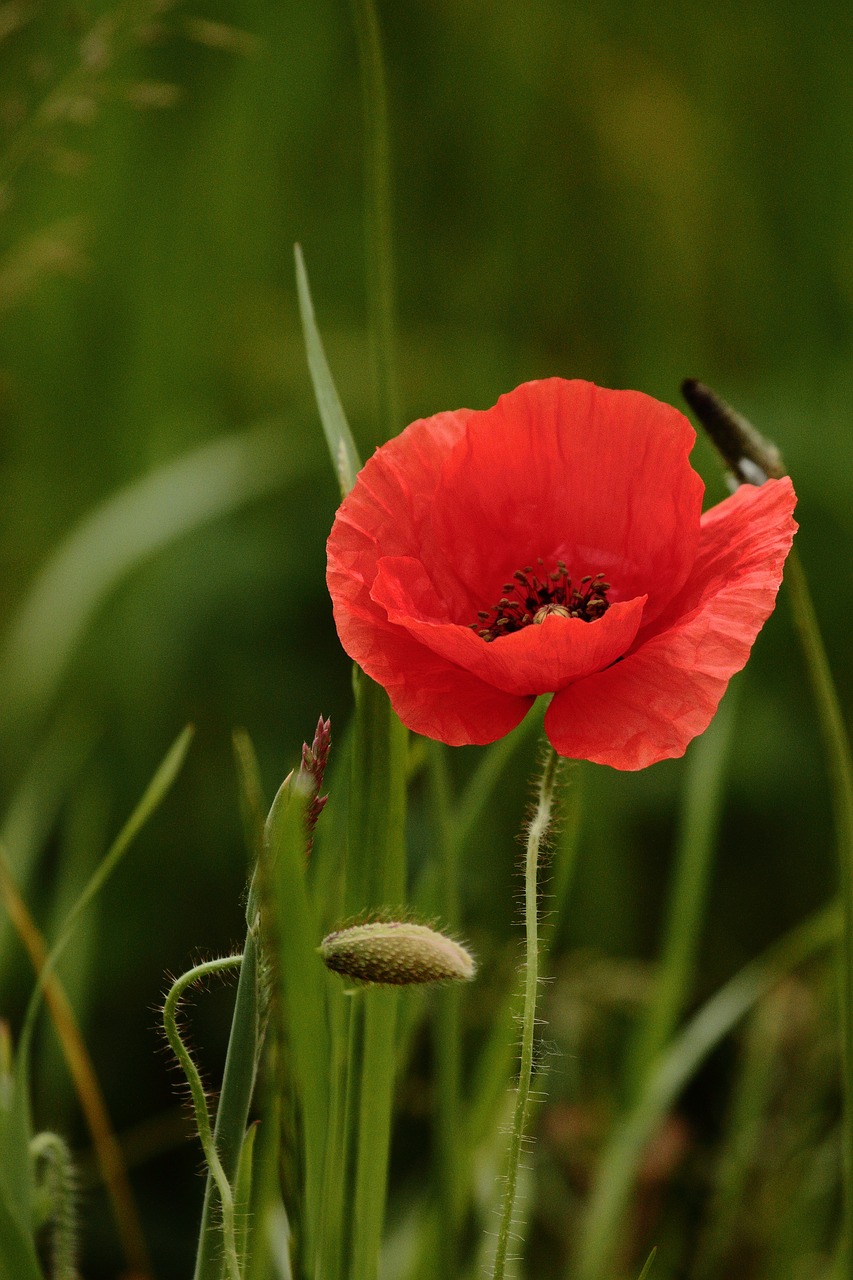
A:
636,1246,658,1280
785,547,853,1271
0,1180,42,1280
575,902,839,1280
627,690,737,1091
0,421,308,747
234,1121,258,1274
17,725,194,1069
193,732,265,1280
348,670,407,1280
347,0,399,448
294,243,362,496
265,774,331,1271
427,743,462,1274
0,844,149,1276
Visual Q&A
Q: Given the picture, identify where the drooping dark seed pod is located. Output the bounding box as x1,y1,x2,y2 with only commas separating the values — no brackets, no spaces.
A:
681,379,785,485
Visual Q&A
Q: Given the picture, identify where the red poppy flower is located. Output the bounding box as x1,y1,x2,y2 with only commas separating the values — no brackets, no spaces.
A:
326,379,796,770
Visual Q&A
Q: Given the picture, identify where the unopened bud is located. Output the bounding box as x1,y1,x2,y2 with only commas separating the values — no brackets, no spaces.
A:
320,921,476,986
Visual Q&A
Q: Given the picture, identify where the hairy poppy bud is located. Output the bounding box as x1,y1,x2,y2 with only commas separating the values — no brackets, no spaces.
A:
320,921,476,986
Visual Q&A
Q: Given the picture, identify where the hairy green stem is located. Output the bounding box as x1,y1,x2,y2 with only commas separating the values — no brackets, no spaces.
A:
164,956,244,1280
30,1131,77,1280
193,922,261,1280
492,746,560,1280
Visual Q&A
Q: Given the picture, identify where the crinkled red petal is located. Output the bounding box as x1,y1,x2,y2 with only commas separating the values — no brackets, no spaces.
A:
544,478,797,769
326,406,476,631
430,379,704,625
330,602,533,744
326,405,533,744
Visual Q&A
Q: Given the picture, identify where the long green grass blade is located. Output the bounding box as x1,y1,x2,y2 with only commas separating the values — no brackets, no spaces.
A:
785,547,853,1271
575,902,839,1280
234,1122,258,1274
193,933,260,1280
0,1180,42,1280
684,386,853,1273
0,726,191,1273
18,724,194,1067
627,690,737,1091
265,774,331,1272
636,1247,658,1280
294,243,362,497
0,1035,35,1263
352,988,398,1280
427,743,462,1275
347,0,399,449
348,670,407,1280
0,713,96,975
693,992,786,1279
0,421,308,746
193,733,265,1280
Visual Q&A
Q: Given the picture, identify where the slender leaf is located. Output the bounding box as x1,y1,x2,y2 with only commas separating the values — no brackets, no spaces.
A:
234,1122,258,1274
347,0,399,449
193,736,265,1280
294,243,362,496
348,670,407,1280
17,725,194,1075
0,712,97,969
0,1179,42,1280
427,743,462,1275
575,902,840,1280
627,690,737,1091
0,1067,34,1257
785,547,853,1272
265,775,331,1271
636,1247,658,1280
0,421,309,746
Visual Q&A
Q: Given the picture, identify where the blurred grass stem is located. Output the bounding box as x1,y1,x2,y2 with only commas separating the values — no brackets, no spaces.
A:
683,381,853,1268
492,745,560,1280
785,546,853,1269
428,743,463,1272
348,0,400,447
0,844,150,1277
576,900,840,1280
627,691,737,1090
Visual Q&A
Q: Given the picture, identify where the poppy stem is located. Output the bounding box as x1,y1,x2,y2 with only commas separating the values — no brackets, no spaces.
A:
164,956,244,1280
492,743,561,1280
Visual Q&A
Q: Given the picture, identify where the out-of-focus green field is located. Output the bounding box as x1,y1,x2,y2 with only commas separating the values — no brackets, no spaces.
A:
0,2,850,1276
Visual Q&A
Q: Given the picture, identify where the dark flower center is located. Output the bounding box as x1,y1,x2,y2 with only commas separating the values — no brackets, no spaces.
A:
470,560,611,642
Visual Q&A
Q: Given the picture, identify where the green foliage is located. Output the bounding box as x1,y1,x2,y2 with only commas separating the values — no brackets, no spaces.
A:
0,0,850,1278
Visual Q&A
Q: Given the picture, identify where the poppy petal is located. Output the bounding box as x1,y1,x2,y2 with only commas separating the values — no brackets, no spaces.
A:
326,406,478,633
544,477,797,769
371,555,647,696
430,379,704,623
332,603,533,744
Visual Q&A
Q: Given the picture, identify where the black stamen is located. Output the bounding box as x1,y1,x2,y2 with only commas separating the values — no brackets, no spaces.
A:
473,561,612,641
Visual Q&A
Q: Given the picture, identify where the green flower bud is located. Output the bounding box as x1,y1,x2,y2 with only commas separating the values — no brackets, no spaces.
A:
320,921,476,986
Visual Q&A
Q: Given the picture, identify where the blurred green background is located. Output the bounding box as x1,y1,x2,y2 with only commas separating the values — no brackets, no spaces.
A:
0,0,850,1275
